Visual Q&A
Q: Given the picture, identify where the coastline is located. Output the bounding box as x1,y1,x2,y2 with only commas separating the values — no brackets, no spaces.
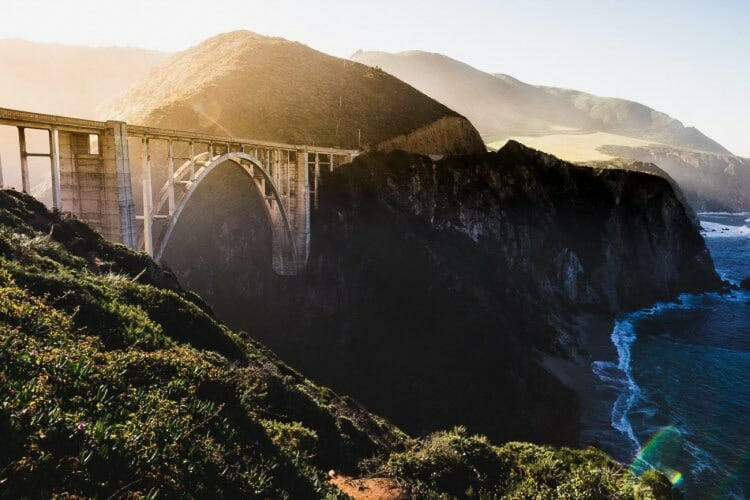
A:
540,313,635,459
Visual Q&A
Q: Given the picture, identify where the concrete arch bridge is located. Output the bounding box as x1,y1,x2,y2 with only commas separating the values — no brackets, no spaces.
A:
0,107,358,275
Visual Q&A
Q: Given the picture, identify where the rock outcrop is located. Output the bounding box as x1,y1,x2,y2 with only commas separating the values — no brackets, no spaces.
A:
161,141,720,446
103,31,485,155
597,144,750,211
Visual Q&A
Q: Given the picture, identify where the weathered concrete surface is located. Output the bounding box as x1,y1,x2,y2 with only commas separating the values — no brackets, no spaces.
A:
59,127,137,246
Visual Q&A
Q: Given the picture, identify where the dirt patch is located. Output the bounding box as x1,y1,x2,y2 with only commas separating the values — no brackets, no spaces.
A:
330,474,406,499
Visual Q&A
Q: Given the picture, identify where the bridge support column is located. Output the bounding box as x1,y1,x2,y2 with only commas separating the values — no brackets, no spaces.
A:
58,122,137,249
266,149,310,275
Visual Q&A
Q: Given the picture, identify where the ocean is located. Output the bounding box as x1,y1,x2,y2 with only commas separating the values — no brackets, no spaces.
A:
593,212,750,498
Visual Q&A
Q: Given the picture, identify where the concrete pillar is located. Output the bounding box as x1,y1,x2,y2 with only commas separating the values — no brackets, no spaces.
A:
167,140,175,215
293,148,310,269
56,123,137,249
17,127,30,194
285,150,291,201
49,128,62,210
103,122,137,249
141,138,153,255
313,152,320,210
189,141,196,180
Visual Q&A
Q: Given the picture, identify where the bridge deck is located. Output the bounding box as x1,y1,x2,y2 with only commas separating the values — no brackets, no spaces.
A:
0,107,359,155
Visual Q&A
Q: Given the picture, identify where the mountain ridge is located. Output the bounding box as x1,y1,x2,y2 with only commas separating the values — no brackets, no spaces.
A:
351,49,749,210
351,49,729,154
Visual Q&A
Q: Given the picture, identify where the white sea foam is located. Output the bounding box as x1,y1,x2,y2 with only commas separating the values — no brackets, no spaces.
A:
592,296,699,456
697,212,750,217
700,221,750,238
592,319,642,453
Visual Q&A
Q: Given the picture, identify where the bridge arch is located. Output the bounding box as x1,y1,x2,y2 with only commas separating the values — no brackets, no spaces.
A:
152,151,301,275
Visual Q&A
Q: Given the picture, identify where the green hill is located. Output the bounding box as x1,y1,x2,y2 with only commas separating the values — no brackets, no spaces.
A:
0,188,675,498
103,31,485,155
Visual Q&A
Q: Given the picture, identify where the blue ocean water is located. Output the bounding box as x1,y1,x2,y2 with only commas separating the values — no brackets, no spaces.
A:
593,213,750,498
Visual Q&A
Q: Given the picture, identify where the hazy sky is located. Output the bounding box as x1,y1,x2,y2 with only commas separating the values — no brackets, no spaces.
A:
2,0,748,155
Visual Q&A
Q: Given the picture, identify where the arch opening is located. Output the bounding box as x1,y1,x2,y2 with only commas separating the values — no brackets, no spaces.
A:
151,151,300,275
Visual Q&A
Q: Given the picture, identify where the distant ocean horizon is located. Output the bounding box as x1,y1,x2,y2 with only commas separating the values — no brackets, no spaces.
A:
593,212,750,498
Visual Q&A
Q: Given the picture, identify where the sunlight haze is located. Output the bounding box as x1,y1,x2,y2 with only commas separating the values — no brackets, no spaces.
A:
1,0,748,156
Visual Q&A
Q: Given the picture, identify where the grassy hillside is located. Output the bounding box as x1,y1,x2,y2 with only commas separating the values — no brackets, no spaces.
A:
351,49,728,154
0,189,404,498
0,188,677,498
103,31,485,154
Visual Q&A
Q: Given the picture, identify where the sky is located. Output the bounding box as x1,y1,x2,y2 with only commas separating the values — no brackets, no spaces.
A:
2,0,748,156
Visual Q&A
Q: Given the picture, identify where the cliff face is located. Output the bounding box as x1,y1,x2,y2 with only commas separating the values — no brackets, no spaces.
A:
598,144,750,211
103,31,484,155
321,142,718,314
162,142,720,447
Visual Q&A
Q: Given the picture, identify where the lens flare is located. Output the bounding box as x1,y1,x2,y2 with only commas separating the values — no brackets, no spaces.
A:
629,426,684,485
714,447,750,498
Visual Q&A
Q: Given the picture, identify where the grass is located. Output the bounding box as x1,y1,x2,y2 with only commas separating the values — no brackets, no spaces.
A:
369,427,680,498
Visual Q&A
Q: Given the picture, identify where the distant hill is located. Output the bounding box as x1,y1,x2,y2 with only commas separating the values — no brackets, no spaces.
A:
596,144,750,211
0,38,167,118
0,39,167,194
352,50,749,209
352,50,729,154
104,31,485,155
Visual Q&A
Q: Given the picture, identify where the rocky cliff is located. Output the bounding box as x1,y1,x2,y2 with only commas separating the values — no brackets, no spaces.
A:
103,31,484,155
161,142,721,448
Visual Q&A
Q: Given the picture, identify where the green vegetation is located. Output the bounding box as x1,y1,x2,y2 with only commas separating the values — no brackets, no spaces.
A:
0,189,677,498
372,427,679,498
0,189,401,498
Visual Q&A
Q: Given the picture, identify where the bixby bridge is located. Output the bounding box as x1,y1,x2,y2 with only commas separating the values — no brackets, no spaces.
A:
0,107,358,275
